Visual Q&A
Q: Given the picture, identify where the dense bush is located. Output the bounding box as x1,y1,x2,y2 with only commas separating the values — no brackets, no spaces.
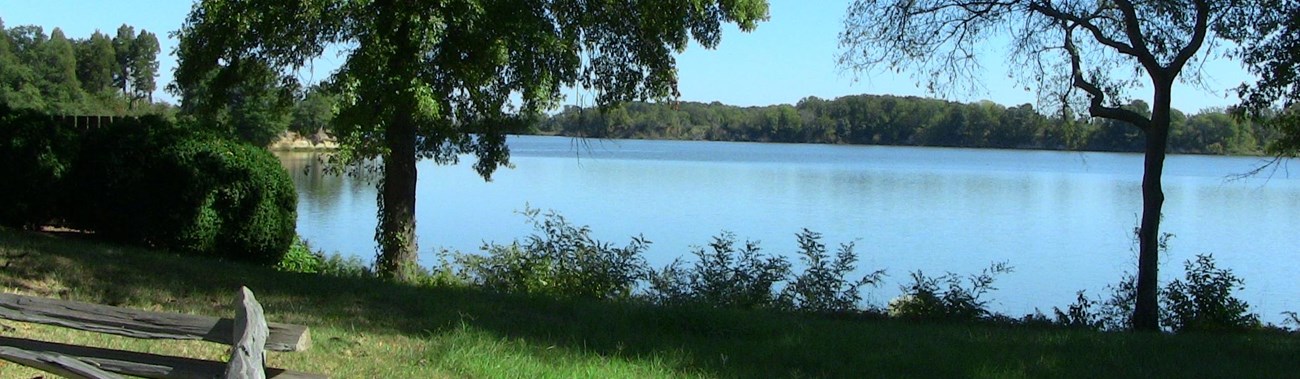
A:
779,229,885,313
66,116,188,242
194,138,298,263
888,262,1014,321
456,209,650,300
646,232,791,309
1161,254,1260,332
0,105,80,228
60,116,297,264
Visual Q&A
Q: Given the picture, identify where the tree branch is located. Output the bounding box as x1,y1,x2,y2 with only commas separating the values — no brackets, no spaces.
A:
1062,22,1150,129
1170,0,1210,75
1111,0,1160,71
1028,0,1144,60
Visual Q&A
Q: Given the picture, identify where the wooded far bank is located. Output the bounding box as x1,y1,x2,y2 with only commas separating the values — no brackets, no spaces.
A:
534,95,1270,155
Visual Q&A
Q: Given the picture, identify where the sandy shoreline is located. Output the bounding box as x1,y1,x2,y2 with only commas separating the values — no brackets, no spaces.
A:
267,130,338,151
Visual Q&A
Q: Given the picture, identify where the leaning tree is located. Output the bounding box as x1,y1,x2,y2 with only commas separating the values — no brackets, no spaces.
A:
174,0,769,281
839,0,1257,331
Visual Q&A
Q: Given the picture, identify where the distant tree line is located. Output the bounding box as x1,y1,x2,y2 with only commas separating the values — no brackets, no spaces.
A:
0,18,165,115
538,95,1271,155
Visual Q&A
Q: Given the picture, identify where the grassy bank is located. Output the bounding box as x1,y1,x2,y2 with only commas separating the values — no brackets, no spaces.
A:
1,227,1297,378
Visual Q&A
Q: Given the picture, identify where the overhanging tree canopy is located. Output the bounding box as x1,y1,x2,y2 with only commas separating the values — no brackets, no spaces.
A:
1219,2,1300,154
174,0,769,280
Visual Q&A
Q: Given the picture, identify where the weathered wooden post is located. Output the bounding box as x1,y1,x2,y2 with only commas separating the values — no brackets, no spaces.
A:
226,286,269,379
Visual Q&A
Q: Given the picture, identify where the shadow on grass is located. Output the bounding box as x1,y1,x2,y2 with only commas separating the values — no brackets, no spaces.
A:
2,228,1298,378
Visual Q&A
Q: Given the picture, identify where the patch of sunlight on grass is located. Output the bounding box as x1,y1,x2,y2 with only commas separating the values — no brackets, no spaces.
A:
422,323,696,379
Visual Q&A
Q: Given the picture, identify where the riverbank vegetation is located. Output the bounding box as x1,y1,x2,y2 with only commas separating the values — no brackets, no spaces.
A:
3,226,1298,378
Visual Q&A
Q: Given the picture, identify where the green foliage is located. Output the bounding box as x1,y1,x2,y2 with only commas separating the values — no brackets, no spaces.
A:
888,262,1014,322
128,30,159,104
68,117,296,264
276,237,385,280
65,116,185,242
779,229,885,313
1062,248,1261,333
40,28,82,113
111,25,134,96
172,58,295,147
1264,109,1300,156
277,236,322,273
457,209,650,301
646,232,791,309
1161,254,1260,333
290,85,338,135
1219,2,1300,126
0,104,79,228
0,21,164,115
462,211,892,314
170,136,298,263
316,253,375,279
1,104,293,264
75,31,117,95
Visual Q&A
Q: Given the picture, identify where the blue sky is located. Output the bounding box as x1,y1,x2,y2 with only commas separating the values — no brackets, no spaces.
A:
2,0,1253,113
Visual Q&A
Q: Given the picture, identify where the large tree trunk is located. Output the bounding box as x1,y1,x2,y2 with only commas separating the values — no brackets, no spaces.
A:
375,6,419,282
377,103,419,281
1132,81,1173,331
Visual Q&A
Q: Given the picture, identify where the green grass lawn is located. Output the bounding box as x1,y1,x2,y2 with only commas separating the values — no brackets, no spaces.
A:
1,227,1296,378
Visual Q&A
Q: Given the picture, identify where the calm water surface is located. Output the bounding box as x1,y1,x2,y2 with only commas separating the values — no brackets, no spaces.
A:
277,135,1300,322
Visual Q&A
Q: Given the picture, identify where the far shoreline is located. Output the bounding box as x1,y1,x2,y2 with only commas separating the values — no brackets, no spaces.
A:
269,130,1277,159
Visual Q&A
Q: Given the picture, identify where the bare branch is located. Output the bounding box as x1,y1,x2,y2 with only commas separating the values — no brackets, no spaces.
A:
1028,1,1144,60
1063,22,1150,128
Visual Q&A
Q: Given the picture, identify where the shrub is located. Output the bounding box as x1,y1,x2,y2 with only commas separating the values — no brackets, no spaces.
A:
645,232,791,309
888,262,1013,321
779,229,885,313
0,105,80,228
277,237,323,273
316,252,375,278
457,209,650,300
1079,250,1259,332
67,117,296,264
65,116,187,242
1097,272,1138,331
190,138,298,263
1161,254,1260,333
1051,290,1103,330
